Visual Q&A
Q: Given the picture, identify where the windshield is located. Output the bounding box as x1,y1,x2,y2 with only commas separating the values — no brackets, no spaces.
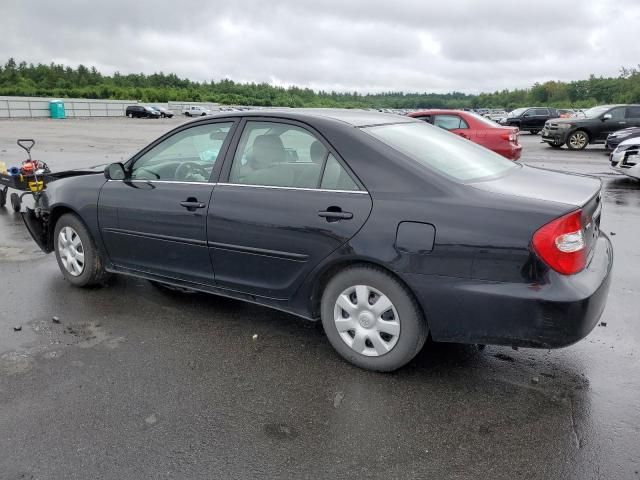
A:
508,108,527,118
584,106,613,118
364,122,518,182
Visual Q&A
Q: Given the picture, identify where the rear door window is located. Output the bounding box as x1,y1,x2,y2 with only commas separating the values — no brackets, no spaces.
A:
626,106,640,119
433,115,469,130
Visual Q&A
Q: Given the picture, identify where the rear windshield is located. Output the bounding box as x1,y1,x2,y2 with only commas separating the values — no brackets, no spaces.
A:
363,122,518,182
464,112,500,127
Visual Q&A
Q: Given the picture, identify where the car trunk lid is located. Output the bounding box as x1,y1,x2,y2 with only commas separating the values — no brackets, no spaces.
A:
473,165,602,271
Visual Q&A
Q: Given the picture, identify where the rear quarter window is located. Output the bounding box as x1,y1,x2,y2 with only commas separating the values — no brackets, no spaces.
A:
364,122,518,182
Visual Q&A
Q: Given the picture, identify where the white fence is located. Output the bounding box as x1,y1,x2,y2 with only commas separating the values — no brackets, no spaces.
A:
0,96,139,118
0,96,289,119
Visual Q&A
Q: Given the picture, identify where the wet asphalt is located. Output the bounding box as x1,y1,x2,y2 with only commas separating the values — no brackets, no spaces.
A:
0,118,639,480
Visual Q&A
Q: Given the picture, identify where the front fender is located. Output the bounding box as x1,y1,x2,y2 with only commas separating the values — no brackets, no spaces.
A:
20,173,107,256
21,208,52,253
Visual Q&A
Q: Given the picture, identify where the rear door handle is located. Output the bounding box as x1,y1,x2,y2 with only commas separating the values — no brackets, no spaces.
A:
318,208,353,221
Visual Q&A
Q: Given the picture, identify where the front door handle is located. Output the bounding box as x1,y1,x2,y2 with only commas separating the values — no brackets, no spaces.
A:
318,207,353,222
180,198,206,212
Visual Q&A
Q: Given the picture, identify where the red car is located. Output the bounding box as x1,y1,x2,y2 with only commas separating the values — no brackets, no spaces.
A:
408,109,522,160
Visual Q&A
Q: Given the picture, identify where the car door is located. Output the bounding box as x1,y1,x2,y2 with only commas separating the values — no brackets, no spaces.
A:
520,109,536,130
625,106,640,128
598,106,627,140
433,114,474,142
98,120,236,284
532,108,550,129
207,119,373,300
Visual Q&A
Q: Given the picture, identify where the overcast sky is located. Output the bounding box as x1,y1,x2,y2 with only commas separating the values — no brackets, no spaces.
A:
2,0,639,94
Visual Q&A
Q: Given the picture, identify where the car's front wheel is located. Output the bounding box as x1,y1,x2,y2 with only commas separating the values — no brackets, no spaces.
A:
321,265,427,371
567,130,589,150
54,213,110,287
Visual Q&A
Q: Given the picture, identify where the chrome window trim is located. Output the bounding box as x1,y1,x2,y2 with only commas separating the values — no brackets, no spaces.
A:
106,179,368,193
107,179,214,186
216,182,369,195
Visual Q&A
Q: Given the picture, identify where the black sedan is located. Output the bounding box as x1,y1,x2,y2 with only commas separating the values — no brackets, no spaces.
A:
21,110,613,371
605,126,640,150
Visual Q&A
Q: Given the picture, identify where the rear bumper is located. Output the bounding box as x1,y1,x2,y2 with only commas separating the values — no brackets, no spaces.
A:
404,234,613,348
495,143,522,160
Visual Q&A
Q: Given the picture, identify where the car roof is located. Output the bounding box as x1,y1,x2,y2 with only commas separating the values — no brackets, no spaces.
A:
192,108,417,127
409,109,468,116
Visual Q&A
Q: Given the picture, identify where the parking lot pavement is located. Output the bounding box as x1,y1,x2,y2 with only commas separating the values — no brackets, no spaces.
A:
1,120,639,479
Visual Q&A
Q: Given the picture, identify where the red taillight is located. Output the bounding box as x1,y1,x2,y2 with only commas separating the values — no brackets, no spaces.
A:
500,131,517,143
532,210,586,275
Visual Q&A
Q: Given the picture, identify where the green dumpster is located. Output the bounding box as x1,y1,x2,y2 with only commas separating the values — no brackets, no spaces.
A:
49,100,65,119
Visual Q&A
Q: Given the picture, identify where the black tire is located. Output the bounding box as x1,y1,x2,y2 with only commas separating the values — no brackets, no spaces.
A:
0,189,6,208
201,113,206,116
53,213,110,287
530,130,539,135
567,130,589,150
321,265,428,372
10,193,21,212
127,113,132,118
549,143,563,149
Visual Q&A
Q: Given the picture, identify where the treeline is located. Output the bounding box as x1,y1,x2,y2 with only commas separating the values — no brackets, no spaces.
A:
1,58,640,109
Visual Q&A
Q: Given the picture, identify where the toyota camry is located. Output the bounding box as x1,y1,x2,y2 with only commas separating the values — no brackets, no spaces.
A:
22,110,613,371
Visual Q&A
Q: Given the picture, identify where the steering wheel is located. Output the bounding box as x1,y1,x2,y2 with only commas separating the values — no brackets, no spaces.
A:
174,162,208,182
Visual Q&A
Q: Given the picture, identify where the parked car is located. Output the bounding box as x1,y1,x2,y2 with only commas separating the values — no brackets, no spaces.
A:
499,107,560,134
183,105,211,117
605,126,640,150
150,106,174,118
484,110,508,122
21,110,612,372
610,136,640,180
125,105,161,119
542,104,640,150
408,109,522,160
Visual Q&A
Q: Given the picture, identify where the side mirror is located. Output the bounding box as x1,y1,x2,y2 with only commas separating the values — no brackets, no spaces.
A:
104,162,126,180
602,113,612,121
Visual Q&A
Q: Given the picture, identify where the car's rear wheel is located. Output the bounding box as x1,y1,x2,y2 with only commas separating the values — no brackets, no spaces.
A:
127,113,132,118
567,130,589,150
321,265,427,372
54,213,110,287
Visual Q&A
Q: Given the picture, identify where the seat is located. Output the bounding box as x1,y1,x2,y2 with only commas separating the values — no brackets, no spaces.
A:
240,134,294,187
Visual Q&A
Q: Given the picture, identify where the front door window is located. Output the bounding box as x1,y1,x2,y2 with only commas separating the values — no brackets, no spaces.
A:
130,123,233,182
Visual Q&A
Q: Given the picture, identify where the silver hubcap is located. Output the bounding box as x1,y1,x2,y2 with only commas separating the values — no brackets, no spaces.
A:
57,226,85,276
333,285,400,357
570,132,587,148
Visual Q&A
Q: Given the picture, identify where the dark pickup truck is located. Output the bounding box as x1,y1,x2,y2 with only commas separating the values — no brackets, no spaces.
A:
542,104,640,150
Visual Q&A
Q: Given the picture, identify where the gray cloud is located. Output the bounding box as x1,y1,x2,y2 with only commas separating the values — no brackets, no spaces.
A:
1,0,639,93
